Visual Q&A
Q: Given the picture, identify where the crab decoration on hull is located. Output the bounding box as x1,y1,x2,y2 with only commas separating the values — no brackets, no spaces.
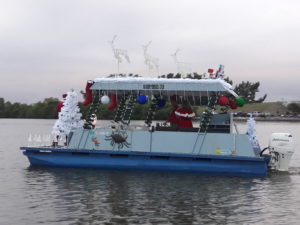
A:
105,127,131,150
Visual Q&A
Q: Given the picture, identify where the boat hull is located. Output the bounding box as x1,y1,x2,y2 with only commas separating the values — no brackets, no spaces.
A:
20,147,268,176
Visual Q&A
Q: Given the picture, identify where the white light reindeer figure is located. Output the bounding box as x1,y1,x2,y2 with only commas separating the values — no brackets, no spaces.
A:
142,41,159,74
171,49,192,77
109,35,130,74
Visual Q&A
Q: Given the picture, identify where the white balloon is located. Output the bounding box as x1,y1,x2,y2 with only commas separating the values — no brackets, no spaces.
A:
101,95,110,104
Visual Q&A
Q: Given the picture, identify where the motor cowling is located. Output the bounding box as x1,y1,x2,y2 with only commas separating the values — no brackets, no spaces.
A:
268,133,294,171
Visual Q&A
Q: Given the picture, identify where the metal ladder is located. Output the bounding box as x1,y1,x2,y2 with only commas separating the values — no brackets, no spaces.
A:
191,92,218,154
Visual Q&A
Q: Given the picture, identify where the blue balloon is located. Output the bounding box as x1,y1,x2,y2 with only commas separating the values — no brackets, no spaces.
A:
157,99,166,108
137,95,148,104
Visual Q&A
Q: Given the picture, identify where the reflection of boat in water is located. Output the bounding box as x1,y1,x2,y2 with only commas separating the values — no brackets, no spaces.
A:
20,76,295,176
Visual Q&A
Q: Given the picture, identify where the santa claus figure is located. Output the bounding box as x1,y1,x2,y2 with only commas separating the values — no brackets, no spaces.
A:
175,100,195,128
167,95,179,127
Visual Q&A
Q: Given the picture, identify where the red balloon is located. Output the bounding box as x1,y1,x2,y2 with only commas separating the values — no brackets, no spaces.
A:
230,100,237,109
218,96,229,106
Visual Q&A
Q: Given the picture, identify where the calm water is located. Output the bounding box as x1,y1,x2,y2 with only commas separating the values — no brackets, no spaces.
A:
1,119,300,225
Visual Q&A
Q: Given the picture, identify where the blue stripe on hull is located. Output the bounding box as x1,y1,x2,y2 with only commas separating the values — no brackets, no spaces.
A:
22,148,268,176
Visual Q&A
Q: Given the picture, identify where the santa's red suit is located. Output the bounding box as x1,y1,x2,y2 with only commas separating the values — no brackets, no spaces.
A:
174,108,195,128
167,106,179,126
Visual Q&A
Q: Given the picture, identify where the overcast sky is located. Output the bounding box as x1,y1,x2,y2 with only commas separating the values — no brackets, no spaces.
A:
1,0,300,103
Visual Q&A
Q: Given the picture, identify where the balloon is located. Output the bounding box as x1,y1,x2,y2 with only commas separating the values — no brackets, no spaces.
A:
137,95,147,104
101,95,110,104
218,96,229,106
157,99,166,108
235,97,245,107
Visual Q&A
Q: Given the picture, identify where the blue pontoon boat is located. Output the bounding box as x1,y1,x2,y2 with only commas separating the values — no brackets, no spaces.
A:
20,77,294,176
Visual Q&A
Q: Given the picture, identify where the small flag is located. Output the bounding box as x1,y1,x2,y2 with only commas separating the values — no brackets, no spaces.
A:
216,64,225,78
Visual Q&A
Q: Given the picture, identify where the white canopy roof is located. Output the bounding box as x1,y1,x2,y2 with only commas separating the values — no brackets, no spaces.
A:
91,77,238,97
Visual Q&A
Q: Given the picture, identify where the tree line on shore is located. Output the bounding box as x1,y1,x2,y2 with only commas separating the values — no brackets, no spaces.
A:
0,97,173,120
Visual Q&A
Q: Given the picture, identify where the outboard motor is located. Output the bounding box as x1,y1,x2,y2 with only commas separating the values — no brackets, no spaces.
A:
268,133,294,171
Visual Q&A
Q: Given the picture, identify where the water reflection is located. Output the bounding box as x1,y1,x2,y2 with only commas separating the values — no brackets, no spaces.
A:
23,167,297,224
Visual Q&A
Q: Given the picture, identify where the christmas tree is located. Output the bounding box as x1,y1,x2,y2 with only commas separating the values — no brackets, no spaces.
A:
246,114,259,148
52,90,82,138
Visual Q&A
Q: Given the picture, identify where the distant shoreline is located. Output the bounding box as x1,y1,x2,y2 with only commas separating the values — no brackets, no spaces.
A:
233,117,300,122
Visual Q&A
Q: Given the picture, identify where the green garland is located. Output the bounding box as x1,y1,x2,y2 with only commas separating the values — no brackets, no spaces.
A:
83,90,102,129
121,94,136,125
114,95,128,123
145,97,158,127
199,92,218,133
